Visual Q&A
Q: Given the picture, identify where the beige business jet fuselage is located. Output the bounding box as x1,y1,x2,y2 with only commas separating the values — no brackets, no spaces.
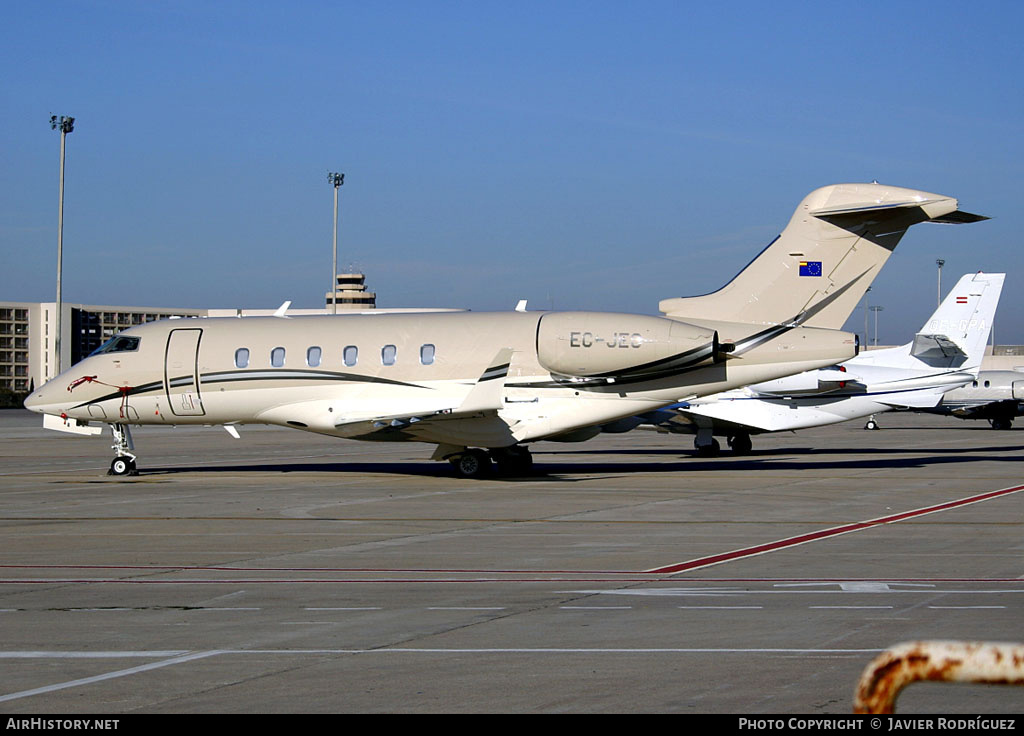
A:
25,308,854,476
25,182,983,477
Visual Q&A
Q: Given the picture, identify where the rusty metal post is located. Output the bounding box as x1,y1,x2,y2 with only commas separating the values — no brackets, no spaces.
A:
854,641,1024,714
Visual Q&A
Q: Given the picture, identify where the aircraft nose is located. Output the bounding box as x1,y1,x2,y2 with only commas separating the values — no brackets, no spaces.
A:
24,385,50,414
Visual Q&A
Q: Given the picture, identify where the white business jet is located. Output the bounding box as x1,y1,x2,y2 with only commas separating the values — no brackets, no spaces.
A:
635,272,1003,454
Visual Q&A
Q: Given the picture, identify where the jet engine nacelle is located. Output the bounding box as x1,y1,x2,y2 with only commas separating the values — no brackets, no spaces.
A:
536,312,723,379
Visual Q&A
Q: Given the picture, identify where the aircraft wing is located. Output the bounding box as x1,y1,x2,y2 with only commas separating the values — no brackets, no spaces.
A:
876,387,950,410
332,348,513,439
671,399,797,433
949,398,1022,419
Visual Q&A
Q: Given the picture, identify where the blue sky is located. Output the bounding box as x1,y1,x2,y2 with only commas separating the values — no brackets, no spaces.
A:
2,1,1022,344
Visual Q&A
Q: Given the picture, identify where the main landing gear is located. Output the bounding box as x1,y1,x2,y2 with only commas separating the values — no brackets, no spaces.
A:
864,415,879,430
448,446,534,478
727,432,752,455
989,417,1013,430
693,427,753,457
693,437,721,457
107,423,138,476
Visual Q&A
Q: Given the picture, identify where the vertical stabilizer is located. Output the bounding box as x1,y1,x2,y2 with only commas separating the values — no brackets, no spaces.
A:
659,183,987,328
910,272,1004,369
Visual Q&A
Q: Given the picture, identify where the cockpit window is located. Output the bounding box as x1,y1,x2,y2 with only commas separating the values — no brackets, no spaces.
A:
89,335,141,357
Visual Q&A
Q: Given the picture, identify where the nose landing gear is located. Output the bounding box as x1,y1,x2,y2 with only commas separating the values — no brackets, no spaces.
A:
108,423,138,476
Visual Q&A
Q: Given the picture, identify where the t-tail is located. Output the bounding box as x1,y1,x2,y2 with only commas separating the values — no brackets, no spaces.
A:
659,183,987,329
903,271,1004,371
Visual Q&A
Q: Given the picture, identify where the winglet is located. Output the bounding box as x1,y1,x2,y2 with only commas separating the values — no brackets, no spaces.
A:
273,301,292,318
456,348,514,414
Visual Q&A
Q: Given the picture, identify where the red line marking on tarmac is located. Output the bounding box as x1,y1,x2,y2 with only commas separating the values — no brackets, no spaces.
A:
2,487,1022,583
645,484,1024,574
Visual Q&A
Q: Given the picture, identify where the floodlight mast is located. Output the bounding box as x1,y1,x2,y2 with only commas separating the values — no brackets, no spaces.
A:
862,286,872,347
936,259,945,307
870,305,885,346
51,115,74,377
328,172,345,315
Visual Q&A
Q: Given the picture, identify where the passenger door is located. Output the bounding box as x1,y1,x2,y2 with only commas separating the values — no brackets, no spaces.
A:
164,328,205,417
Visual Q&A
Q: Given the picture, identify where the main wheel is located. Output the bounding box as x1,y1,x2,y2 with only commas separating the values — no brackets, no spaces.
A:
728,432,752,455
451,449,493,478
492,446,534,475
694,438,721,457
109,456,135,476
990,417,1013,430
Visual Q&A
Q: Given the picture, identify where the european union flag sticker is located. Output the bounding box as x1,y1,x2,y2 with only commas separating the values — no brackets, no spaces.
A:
799,261,822,277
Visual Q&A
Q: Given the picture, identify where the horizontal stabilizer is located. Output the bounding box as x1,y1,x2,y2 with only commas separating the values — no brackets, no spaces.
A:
911,334,966,360
930,211,989,224
809,198,946,217
809,200,988,222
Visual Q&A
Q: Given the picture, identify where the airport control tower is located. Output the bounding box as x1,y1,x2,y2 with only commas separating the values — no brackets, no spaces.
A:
325,272,376,310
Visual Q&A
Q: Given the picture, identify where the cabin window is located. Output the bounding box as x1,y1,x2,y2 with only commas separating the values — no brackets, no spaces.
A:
420,344,435,365
382,344,396,366
235,348,250,368
343,345,358,367
984,380,991,388
271,347,286,367
972,381,978,388
307,346,322,367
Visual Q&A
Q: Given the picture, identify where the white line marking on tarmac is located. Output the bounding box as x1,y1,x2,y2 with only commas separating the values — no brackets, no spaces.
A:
427,607,507,611
0,650,222,704
0,647,885,657
559,606,632,610
305,607,382,611
0,646,894,702
677,606,763,610
809,606,894,609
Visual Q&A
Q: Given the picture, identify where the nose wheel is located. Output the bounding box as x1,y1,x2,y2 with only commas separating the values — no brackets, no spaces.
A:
107,423,139,476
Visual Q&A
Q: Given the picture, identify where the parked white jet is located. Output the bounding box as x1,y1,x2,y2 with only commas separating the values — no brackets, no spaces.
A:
920,369,1024,429
634,272,1003,455
24,182,984,477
